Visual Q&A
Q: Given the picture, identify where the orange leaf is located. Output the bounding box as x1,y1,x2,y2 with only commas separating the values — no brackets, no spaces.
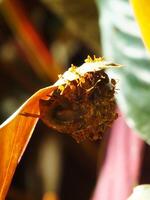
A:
1,0,62,81
0,86,57,200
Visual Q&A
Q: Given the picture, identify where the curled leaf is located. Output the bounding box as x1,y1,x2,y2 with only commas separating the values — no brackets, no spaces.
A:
0,56,121,199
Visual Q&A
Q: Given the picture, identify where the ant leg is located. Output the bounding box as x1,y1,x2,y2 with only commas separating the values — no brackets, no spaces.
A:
20,112,40,118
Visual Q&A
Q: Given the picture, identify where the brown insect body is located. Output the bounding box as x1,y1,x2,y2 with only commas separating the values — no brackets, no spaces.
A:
39,70,118,143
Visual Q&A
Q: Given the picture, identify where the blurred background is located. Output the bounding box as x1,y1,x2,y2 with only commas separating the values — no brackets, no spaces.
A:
0,0,104,199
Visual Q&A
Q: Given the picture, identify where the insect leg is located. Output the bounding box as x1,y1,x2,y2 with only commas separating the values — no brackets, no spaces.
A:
20,112,40,118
